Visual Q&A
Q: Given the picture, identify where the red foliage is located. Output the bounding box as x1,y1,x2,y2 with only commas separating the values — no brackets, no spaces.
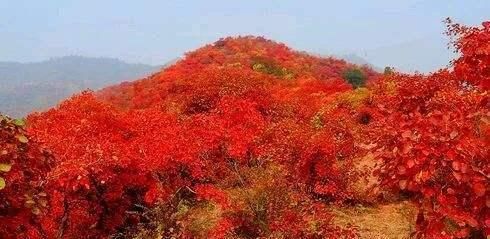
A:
97,36,375,110
445,18,490,90
371,70,488,236
21,37,374,238
1,22,487,238
0,116,54,238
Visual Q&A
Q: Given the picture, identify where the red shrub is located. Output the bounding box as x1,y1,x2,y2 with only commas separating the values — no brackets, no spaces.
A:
445,18,490,90
371,71,489,237
0,115,54,238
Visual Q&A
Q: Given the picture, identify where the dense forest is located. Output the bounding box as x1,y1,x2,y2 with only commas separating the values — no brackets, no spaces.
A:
0,19,488,238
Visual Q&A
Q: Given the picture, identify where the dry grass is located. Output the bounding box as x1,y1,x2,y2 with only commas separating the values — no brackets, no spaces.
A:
332,201,417,239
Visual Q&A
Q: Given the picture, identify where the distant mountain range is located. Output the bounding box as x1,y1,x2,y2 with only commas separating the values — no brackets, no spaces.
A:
0,56,160,117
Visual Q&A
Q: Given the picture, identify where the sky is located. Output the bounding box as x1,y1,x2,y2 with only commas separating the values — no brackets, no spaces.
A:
1,0,489,72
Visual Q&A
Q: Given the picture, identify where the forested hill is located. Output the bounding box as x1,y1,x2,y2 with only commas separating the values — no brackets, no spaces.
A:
1,20,488,238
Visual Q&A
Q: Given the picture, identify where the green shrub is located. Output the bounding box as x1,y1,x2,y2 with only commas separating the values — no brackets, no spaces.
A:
342,68,366,88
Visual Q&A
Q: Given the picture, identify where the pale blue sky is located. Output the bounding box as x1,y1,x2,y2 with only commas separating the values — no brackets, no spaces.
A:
1,0,489,72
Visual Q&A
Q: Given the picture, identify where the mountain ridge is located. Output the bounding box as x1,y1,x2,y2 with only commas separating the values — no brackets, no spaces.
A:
0,56,160,117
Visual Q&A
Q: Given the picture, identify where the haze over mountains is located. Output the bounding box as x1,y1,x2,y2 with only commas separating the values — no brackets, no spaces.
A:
335,54,383,72
0,56,160,117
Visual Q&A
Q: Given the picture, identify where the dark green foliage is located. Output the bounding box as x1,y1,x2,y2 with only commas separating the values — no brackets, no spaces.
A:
384,66,394,75
342,68,366,88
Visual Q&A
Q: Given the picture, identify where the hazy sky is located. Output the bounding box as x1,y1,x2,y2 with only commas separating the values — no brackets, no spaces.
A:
1,0,489,72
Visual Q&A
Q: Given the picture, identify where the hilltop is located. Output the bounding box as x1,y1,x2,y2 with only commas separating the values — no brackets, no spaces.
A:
97,36,379,110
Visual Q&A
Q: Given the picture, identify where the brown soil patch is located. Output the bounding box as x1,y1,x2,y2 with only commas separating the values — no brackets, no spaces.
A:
332,201,417,239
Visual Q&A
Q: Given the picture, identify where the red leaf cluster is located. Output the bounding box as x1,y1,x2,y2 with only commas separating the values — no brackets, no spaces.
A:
0,116,54,238
371,71,488,238
368,20,490,237
445,18,490,90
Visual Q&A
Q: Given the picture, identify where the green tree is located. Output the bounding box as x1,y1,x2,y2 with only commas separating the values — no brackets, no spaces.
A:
383,66,394,75
342,68,366,88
